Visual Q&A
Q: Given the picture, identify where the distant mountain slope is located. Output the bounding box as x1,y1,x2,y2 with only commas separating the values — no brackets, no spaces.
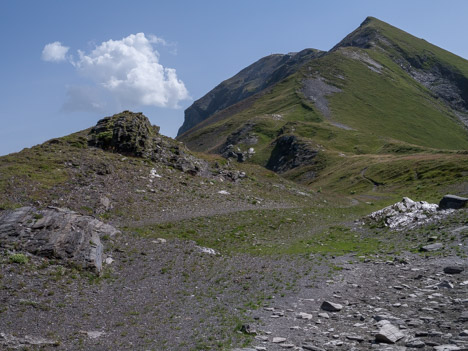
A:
176,17,468,199
177,48,324,136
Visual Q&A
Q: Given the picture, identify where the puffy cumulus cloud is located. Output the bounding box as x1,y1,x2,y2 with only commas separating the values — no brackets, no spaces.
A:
42,41,69,62
73,33,189,109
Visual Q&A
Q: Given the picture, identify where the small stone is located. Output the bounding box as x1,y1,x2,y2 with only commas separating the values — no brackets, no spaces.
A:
405,338,425,348
375,323,405,344
84,331,105,339
318,312,329,319
420,243,443,252
272,337,287,343
320,301,343,312
255,336,268,342
443,266,464,274
240,325,256,335
279,344,294,349
433,345,461,351
459,311,468,322
346,335,364,342
438,281,454,289
302,344,326,351
460,330,468,336
104,257,114,265
297,312,313,320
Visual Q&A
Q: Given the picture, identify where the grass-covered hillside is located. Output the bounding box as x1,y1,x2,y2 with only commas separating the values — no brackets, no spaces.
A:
178,17,468,202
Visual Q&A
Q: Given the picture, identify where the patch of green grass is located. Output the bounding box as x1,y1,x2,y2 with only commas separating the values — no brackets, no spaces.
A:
9,253,28,264
126,202,388,257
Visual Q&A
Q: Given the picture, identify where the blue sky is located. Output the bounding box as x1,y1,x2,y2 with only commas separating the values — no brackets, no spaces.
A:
1,0,468,156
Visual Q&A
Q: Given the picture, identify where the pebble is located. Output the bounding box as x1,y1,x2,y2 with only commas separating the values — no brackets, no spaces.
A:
320,301,343,312
272,337,286,343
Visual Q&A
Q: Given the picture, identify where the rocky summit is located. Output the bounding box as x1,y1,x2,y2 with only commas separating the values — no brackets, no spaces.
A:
1,16,468,351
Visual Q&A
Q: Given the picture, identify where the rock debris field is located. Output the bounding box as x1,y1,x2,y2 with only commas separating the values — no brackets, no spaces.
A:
236,254,467,351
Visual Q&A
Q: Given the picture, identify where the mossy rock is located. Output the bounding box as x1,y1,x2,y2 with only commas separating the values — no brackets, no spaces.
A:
88,111,160,157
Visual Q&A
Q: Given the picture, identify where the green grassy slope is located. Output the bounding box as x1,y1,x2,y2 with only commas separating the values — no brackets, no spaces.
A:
178,17,468,200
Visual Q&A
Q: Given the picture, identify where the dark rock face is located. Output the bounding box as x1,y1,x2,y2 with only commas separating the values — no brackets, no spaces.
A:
266,135,318,174
219,123,258,162
0,207,119,273
178,49,324,137
88,111,210,176
439,194,468,210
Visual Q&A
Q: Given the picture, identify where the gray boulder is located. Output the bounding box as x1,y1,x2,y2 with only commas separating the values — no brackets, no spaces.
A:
0,206,119,274
439,194,468,210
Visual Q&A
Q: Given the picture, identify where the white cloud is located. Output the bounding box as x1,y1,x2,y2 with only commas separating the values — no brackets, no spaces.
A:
72,33,189,109
44,33,189,111
42,41,69,62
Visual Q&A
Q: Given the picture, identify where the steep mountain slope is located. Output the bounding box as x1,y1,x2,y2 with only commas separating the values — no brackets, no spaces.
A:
177,17,468,199
177,48,324,136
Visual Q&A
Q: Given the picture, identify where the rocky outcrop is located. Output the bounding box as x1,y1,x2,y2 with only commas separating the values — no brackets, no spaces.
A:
178,49,324,137
366,197,450,229
266,135,319,174
88,111,159,157
88,111,210,176
0,206,119,273
219,123,258,162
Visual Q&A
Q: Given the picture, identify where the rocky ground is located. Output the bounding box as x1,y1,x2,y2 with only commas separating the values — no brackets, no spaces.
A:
237,254,467,351
1,206,467,351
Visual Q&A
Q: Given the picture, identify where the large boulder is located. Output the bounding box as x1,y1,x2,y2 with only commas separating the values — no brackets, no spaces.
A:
439,194,468,210
88,111,210,177
0,207,119,274
88,110,159,157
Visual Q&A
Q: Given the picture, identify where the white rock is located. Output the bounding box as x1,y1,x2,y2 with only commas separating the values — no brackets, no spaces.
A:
272,337,287,343
297,312,313,320
218,190,230,195
104,257,114,265
196,246,219,255
367,197,451,229
84,331,105,339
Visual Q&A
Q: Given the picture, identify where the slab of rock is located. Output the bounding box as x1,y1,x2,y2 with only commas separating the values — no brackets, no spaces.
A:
405,338,425,348
433,345,461,351
0,332,58,348
0,206,119,274
420,243,443,252
375,323,405,344
302,344,326,351
320,300,343,312
459,311,468,322
444,266,464,274
272,337,287,343
439,195,468,210
297,312,313,320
